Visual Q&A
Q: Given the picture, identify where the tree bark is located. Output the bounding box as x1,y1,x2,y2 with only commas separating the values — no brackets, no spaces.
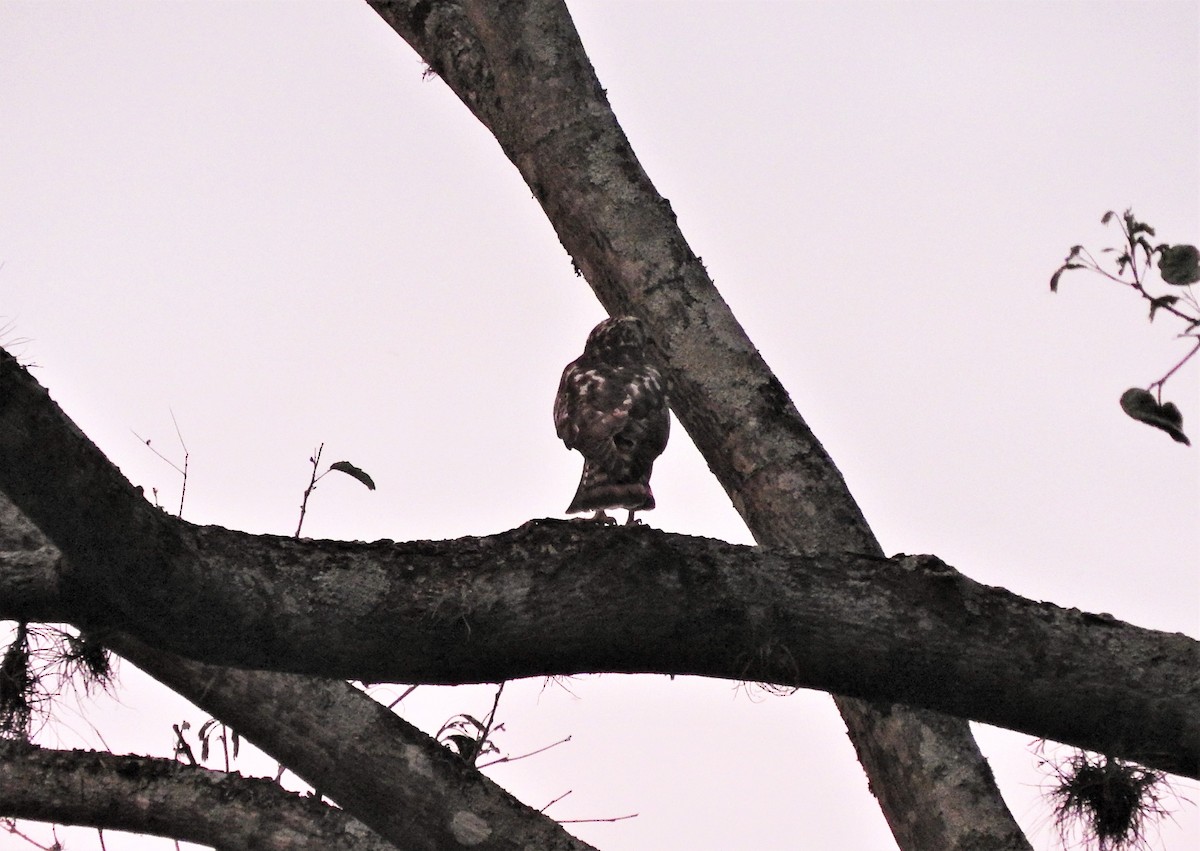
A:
0,740,397,851
104,634,596,851
1,363,1195,778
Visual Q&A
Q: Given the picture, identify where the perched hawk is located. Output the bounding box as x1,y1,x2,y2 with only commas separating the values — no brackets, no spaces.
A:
554,316,670,525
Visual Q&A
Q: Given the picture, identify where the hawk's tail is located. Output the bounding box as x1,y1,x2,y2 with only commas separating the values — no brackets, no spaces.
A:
566,461,655,514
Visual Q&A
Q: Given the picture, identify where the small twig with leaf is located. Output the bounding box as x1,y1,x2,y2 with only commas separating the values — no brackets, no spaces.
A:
1051,208,1198,445
133,408,190,516
294,443,376,537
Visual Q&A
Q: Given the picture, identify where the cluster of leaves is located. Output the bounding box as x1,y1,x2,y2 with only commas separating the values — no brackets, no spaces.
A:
436,683,505,766
1045,749,1172,851
1051,209,1198,445
0,623,113,740
437,712,504,766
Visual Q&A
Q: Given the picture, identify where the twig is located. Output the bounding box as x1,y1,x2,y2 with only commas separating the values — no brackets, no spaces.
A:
557,813,639,824
2,819,59,851
132,411,190,518
387,684,420,710
172,723,197,766
478,734,572,768
539,790,572,812
295,443,324,537
473,682,505,764
170,408,189,518
1148,337,1200,401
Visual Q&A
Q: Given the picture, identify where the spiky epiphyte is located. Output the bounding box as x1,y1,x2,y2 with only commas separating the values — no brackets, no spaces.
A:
1048,749,1171,850
61,632,114,694
0,623,34,739
0,624,117,738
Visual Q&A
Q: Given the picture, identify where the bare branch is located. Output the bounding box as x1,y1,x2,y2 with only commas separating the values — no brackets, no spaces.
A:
0,740,398,851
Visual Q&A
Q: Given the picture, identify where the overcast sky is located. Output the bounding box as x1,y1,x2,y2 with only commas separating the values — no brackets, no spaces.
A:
1,1,1197,849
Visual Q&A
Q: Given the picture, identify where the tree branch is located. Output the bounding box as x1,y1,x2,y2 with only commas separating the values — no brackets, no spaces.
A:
0,741,396,851
0,379,1193,777
104,634,597,851
367,2,1034,847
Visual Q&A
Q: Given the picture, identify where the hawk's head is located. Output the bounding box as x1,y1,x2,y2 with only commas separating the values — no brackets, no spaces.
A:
584,316,647,359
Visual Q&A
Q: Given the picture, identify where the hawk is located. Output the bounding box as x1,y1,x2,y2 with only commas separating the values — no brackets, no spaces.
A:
554,316,670,525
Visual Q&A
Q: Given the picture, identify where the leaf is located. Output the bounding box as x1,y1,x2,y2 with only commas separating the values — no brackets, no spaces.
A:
1119,388,1190,445
329,461,376,490
1050,263,1085,292
1148,295,1178,321
1158,244,1200,286
1101,210,1117,224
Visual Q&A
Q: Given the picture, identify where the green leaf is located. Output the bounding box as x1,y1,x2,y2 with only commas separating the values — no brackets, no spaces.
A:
329,461,376,490
1119,388,1190,445
1148,295,1178,321
1158,244,1200,286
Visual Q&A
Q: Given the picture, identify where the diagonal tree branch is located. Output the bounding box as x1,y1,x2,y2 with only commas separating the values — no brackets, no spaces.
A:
0,740,398,851
103,634,596,851
366,3,1037,846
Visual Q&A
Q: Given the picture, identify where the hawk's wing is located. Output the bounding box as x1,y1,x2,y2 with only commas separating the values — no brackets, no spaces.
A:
554,360,633,457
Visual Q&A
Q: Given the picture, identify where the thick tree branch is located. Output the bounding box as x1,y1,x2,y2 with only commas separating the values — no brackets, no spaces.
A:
0,741,396,851
0,377,1193,778
366,3,1036,848
0,487,65,623
421,32,1007,820
104,634,596,851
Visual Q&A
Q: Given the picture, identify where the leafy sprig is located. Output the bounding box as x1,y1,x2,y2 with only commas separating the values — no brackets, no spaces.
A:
1051,209,1198,445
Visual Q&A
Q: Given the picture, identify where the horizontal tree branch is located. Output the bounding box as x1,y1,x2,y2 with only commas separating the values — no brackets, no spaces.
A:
0,741,395,851
0,350,1193,776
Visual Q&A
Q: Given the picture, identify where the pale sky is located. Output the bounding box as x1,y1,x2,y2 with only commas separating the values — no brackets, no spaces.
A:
1,2,1197,849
